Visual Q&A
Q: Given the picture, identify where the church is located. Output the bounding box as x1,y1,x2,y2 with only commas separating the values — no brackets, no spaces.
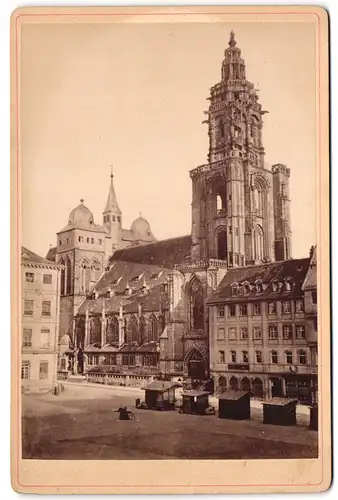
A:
47,33,317,400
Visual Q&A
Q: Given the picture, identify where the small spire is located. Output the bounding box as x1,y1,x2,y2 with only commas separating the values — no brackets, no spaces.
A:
139,211,143,218
104,164,121,214
80,198,84,203
110,164,114,177
229,30,236,48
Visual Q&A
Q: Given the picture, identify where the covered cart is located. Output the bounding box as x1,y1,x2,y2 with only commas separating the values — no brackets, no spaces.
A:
263,397,298,426
180,390,215,415
141,380,180,411
218,390,251,420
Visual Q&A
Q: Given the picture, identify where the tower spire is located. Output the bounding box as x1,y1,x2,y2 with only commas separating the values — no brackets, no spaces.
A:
104,165,120,213
103,165,122,247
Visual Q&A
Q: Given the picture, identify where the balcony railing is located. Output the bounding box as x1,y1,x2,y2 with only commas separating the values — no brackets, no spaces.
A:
174,259,227,272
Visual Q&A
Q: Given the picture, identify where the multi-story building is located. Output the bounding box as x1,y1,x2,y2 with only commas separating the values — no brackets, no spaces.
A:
21,247,63,391
207,251,317,403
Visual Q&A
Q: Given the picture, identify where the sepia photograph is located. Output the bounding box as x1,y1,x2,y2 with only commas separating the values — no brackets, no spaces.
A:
11,5,330,494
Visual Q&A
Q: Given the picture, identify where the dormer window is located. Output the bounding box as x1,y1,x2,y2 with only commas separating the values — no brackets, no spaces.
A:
272,280,278,292
231,283,238,296
242,281,251,294
130,273,143,283
285,279,293,291
112,276,122,286
255,280,263,293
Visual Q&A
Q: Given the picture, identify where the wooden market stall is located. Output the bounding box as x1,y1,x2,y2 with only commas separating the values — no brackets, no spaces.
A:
181,390,214,415
262,397,298,426
218,391,251,420
142,380,179,411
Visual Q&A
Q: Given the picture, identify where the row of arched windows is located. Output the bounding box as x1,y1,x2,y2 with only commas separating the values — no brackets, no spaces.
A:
218,376,263,397
85,313,162,347
125,314,160,343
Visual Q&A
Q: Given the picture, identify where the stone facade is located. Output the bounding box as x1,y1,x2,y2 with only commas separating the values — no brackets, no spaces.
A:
49,169,157,347
190,31,291,266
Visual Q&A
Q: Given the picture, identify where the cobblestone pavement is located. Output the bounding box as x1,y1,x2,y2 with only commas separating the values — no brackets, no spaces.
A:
22,384,318,460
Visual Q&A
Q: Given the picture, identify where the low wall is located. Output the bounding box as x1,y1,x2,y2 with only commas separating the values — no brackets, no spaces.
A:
86,372,155,388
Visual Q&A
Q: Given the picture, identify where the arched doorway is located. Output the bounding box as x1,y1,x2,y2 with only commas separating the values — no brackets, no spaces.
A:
241,377,251,392
217,230,228,261
218,376,227,394
229,376,238,391
252,378,264,399
185,349,207,380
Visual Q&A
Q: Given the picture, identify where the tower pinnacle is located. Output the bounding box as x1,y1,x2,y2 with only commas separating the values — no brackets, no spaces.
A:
229,30,236,48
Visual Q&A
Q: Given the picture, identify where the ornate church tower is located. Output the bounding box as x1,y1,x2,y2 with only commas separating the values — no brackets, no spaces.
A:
102,166,123,250
190,31,280,267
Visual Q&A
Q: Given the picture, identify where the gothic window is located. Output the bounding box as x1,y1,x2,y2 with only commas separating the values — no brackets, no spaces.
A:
91,259,101,283
129,315,138,342
218,117,225,138
254,224,264,262
217,230,228,261
188,277,204,331
65,256,72,295
253,185,263,213
251,116,260,147
216,195,222,212
106,316,119,344
89,316,101,345
215,185,226,214
60,258,65,295
148,313,158,342
80,259,91,293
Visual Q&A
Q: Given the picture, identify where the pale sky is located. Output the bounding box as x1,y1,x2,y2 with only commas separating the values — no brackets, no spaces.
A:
20,21,317,259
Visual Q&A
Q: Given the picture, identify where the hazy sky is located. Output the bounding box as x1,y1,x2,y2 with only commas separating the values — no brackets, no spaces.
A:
20,20,317,259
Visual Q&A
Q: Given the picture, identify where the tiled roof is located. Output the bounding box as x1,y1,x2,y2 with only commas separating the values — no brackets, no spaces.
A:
21,246,58,266
109,235,192,269
302,246,317,290
263,397,298,406
119,341,139,352
122,228,134,242
58,222,107,235
143,380,180,392
218,390,250,400
137,341,159,353
207,258,310,304
77,259,171,315
183,390,210,397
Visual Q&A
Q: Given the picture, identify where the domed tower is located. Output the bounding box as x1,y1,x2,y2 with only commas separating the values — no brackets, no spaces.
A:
130,213,156,245
190,31,277,267
102,166,123,250
55,199,107,341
